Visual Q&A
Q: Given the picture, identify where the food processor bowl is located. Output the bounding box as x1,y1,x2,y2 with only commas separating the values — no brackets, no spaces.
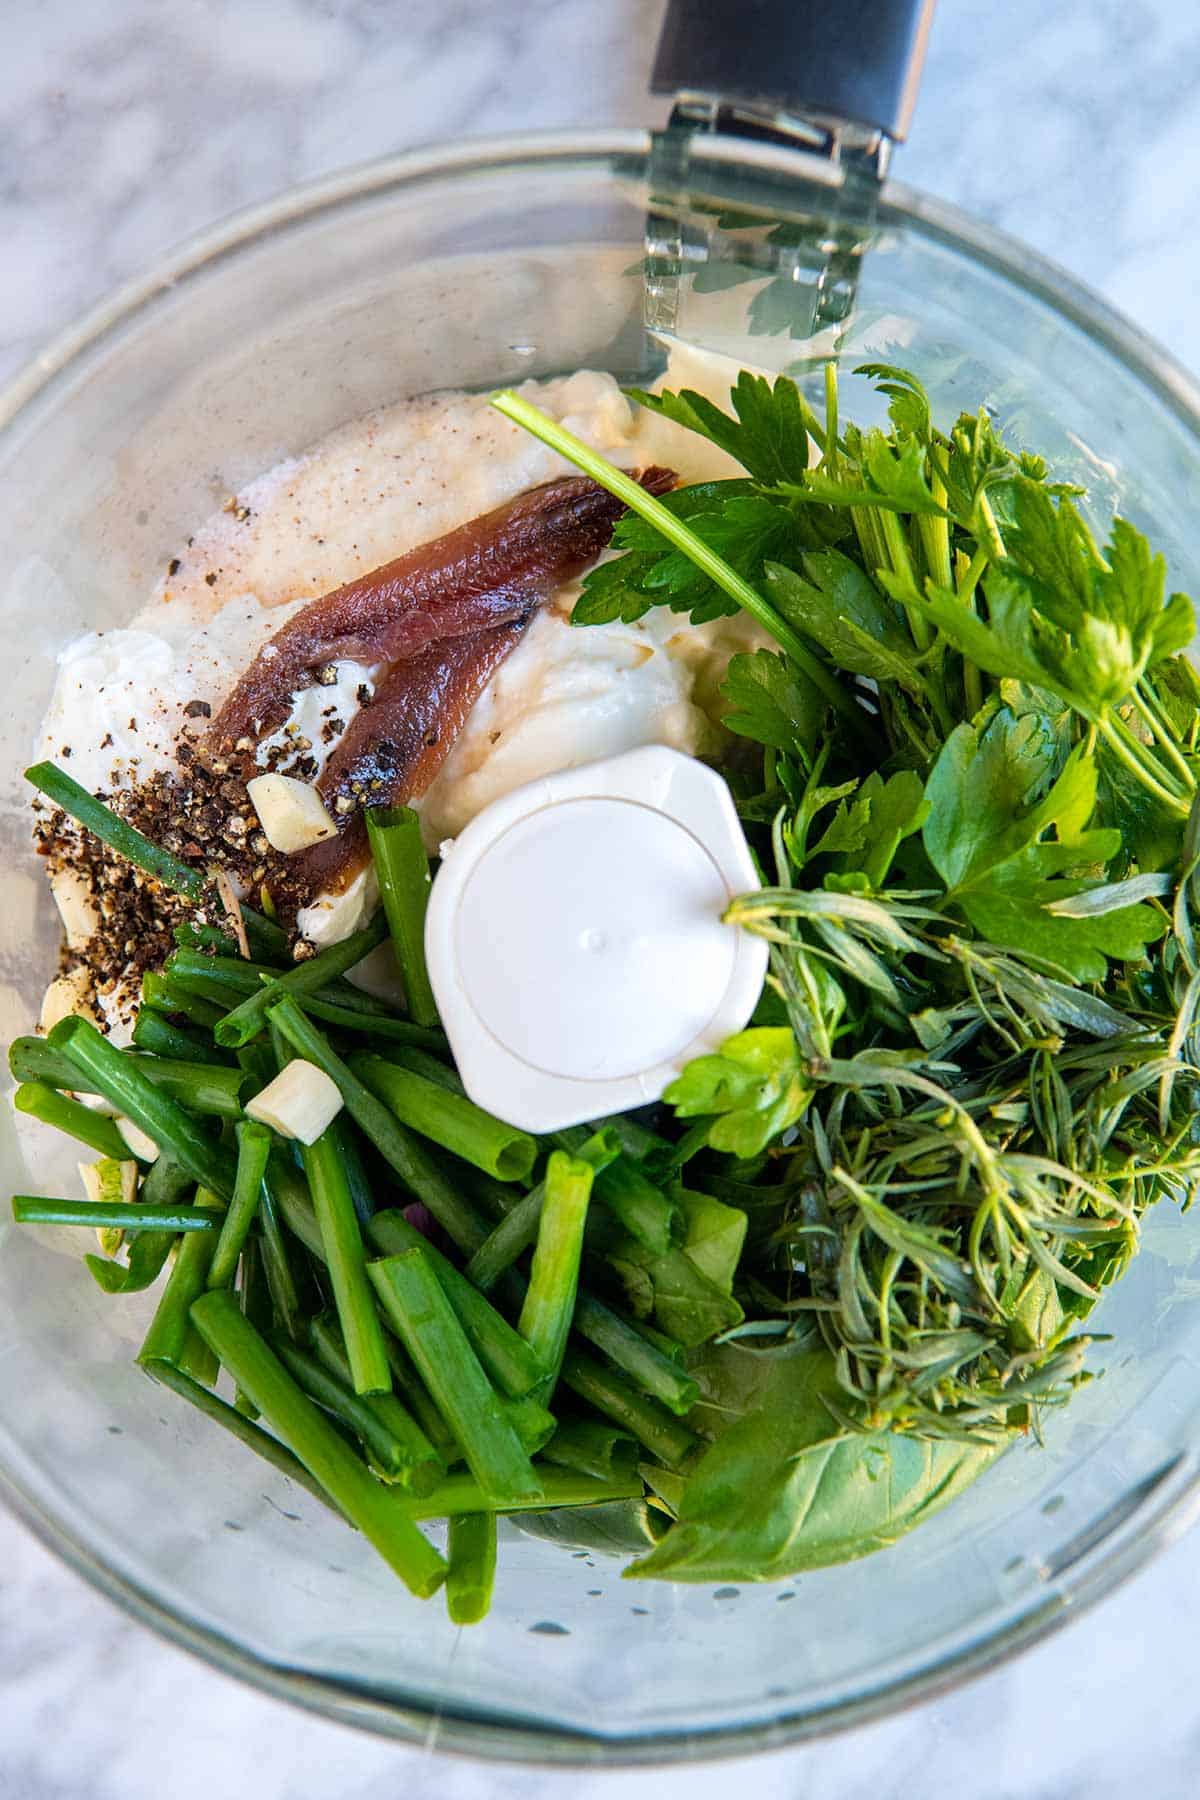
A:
3,131,1200,1763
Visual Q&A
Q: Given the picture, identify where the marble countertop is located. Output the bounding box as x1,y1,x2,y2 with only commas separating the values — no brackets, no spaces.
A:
5,1,1200,1794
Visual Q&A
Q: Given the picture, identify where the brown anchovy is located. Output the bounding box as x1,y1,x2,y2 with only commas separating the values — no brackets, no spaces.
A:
285,620,527,901
209,469,677,751
212,466,677,905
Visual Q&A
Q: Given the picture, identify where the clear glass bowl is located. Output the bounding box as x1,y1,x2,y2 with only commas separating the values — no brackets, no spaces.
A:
3,132,1200,1765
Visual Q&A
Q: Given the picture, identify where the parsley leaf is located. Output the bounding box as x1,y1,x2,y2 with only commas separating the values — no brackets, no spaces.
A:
721,649,824,753
924,709,1165,979
627,372,813,485
664,1027,810,1157
766,552,931,699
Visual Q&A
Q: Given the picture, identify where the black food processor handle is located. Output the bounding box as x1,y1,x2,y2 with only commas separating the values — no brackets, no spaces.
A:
651,0,934,162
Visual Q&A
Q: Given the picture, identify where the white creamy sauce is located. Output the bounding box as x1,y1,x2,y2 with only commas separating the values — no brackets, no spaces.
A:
36,354,768,1008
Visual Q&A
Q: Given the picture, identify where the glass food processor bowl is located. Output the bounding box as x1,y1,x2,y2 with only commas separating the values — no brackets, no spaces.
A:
3,128,1200,1765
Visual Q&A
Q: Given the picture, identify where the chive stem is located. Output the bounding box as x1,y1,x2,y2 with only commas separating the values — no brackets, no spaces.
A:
207,1120,271,1289
268,999,490,1253
365,805,439,1028
446,1512,497,1625
351,1052,535,1183
189,1291,447,1597
48,1018,236,1196
518,1152,592,1385
13,1082,138,1164
302,1129,391,1395
368,1249,542,1506
214,914,388,1048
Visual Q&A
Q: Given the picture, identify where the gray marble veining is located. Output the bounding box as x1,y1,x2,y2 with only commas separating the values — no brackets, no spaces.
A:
3,1,1200,1795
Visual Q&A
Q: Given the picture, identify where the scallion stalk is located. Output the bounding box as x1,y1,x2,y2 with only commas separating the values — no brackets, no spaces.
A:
445,1512,497,1626
13,1082,138,1164
368,1249,542,1506
214,914,388,1048
517,1152,592,1385
302,1129,390,1395
365,805,439,1028
188,1291,447,1597
560,1349,698,1470
351,1052,536,1183
367,1209,545,1399
12,1195,221,1233
138,1187,228,1370
267,1000,490,1253
207,1120,271,1289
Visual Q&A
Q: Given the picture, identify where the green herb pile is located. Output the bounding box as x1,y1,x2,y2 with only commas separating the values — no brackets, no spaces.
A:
9,361,1200,1605
494,363,1200,1580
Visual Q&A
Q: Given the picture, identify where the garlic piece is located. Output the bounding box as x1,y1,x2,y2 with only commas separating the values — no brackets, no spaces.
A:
245,1059,343,1144
246,773,338,854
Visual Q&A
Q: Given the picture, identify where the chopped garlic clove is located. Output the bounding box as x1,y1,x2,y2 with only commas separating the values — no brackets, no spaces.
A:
115,1116,160,1163
40,967,97,1033
245,1059,343,1144
52,866,100,949
246,773,338,854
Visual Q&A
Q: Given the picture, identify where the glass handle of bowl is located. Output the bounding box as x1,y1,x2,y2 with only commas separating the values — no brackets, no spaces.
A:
641,0,936,351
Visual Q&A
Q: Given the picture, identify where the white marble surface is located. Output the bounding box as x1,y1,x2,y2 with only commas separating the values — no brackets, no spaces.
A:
4,1,1200,1794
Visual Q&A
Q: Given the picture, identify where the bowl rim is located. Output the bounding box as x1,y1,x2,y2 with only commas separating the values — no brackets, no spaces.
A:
4,125,1200,1766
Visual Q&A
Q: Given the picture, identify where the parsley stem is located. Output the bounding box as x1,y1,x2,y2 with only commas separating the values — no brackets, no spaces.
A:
879,510,933,653
1097,716,1190,815
822,363,839,476
1132,687,1196,792
489,390,863,728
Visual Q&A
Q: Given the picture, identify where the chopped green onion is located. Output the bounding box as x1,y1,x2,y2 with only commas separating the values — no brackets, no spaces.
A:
10,1037,247,1118
207,1121,271,1289
138,1187,227,1370
541,1419,640,1482
502,1391,557,1455
560,1349,698,1470
518,1152,592,1384
368,1249,542,1507
462,1184,544,1293
572,1294,700,1415
13,1081,138,1163
365,805,439,1028
446,1512,497,1626
141,972,225,1030
308,1315,445,1495
394,1466,642,1521
329,1114,375,1226
302,1129,390,1395
271,1337,441,1491
214,914,388,1048
383,1046,465,1094
267,1000,490,1253
131,1007,228,1065
257,1162,304,1342
47,1019,237,1196
367,1210,545,1399
189,1291,447,1597
12,1195,221,1233
351,1053,536,1183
